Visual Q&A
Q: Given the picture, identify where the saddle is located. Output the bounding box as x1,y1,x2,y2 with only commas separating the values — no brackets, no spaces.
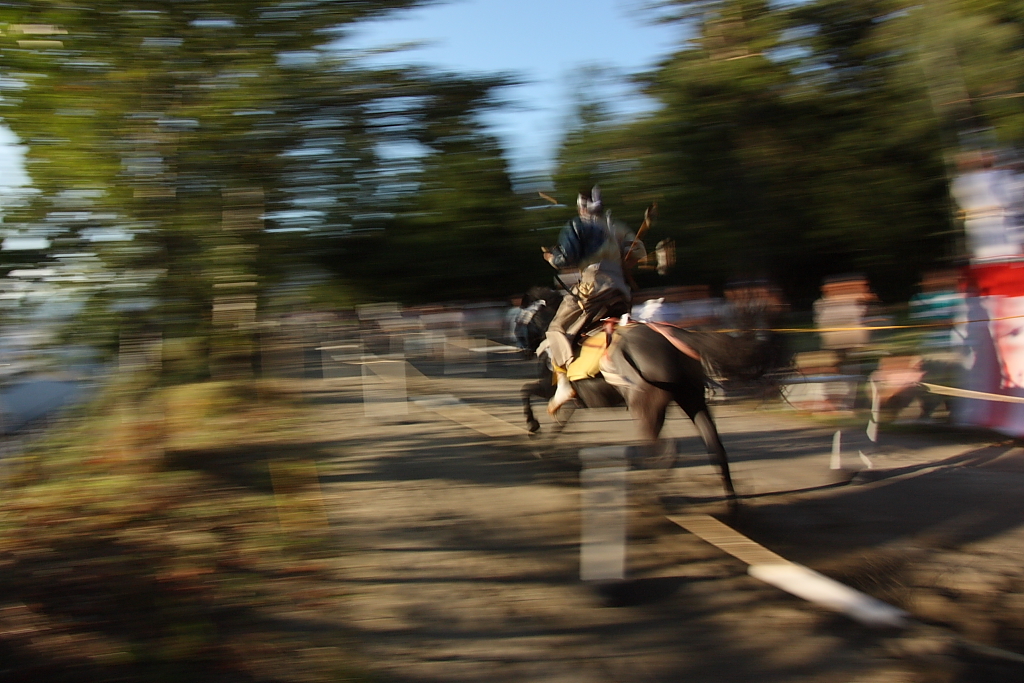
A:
565,318,702,382
566,327,611,381
565,316,631,382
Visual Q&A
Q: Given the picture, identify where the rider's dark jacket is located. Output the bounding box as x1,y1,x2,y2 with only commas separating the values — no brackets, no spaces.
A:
548,214,644,301
548,216,611,270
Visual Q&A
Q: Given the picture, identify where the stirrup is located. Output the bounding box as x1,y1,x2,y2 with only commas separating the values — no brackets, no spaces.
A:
548,381,576,415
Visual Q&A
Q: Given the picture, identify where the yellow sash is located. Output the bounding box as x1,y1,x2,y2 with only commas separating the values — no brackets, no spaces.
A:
567,333,608,381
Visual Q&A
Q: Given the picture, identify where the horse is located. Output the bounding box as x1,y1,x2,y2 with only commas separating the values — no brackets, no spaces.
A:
518,298,780,507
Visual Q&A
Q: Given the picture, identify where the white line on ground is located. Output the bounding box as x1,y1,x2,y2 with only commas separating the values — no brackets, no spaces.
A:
748,563,908,628
668,514,909,629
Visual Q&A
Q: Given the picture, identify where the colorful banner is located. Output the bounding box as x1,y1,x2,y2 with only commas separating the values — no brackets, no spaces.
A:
958,259,1024,436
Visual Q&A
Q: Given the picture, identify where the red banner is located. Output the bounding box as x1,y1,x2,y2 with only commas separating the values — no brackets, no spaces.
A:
959,259,1024,436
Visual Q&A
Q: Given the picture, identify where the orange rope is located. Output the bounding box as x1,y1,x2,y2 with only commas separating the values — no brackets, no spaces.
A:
708,313,1024,335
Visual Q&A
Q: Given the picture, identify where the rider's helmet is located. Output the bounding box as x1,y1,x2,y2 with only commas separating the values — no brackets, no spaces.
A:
577,186,602,215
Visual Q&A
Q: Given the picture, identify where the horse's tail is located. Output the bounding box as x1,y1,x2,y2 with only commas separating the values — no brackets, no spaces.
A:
639,325,720,361
644,325,768,382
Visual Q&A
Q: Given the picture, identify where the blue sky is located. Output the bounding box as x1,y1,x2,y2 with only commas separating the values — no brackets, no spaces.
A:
0,126,28,196
0,0,683,199
343,0,683,174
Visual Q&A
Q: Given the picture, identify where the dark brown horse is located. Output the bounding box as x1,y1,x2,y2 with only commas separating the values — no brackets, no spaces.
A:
521,318,749,506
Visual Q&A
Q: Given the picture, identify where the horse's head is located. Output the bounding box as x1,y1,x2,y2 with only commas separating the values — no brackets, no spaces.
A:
514,287,561,354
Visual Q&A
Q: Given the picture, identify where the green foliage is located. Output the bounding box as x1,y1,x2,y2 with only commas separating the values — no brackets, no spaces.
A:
553,0,1024,306
0,2,440,369
0,1,544,349
0,379,358,681
310,68,545,303
5,0,1024,334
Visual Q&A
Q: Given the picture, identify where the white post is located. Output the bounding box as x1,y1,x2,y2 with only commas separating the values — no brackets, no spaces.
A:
830,430,842,470
579,446,628,582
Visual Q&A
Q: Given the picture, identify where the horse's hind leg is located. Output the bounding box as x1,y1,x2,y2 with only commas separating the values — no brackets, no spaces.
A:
631,384,671,444
628,384,676,471
693,410,736,500
678,396,737,510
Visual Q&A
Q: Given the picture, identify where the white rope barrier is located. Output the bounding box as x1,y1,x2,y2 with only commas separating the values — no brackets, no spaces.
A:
921,382,1024,405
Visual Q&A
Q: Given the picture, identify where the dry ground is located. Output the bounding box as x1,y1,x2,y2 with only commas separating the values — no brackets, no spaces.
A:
308,359,1024,683
3,359,1024,682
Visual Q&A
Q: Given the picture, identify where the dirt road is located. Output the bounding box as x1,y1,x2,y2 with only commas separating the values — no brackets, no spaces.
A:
309,362,1024,682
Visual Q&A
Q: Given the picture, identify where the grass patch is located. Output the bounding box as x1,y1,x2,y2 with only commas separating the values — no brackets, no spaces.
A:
0,379,370,682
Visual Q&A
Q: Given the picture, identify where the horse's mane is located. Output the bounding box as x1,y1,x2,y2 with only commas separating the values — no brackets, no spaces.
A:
523,286,561,308
516,286,562,354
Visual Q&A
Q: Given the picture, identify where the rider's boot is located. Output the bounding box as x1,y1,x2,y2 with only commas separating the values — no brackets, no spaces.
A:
548,368,576,415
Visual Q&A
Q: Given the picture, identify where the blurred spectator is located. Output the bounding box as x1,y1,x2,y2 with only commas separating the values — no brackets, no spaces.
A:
813,274,877,360
950,150,1023,262
634,239,675,276
505,296,523,345
632,297,666,323
632,285,724,328
869,355,926,421
862,269,966,422
909,269,965,352
654,239,675,276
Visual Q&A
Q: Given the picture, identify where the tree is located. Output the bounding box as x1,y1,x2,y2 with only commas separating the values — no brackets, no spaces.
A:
0,1,447,376
551,0,1024,305
308,67,546,303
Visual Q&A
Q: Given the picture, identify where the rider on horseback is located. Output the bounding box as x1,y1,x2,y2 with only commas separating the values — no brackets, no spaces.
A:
542,186,645,414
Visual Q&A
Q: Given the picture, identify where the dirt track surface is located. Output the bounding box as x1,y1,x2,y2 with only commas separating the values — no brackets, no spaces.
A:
309,360,1024,682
